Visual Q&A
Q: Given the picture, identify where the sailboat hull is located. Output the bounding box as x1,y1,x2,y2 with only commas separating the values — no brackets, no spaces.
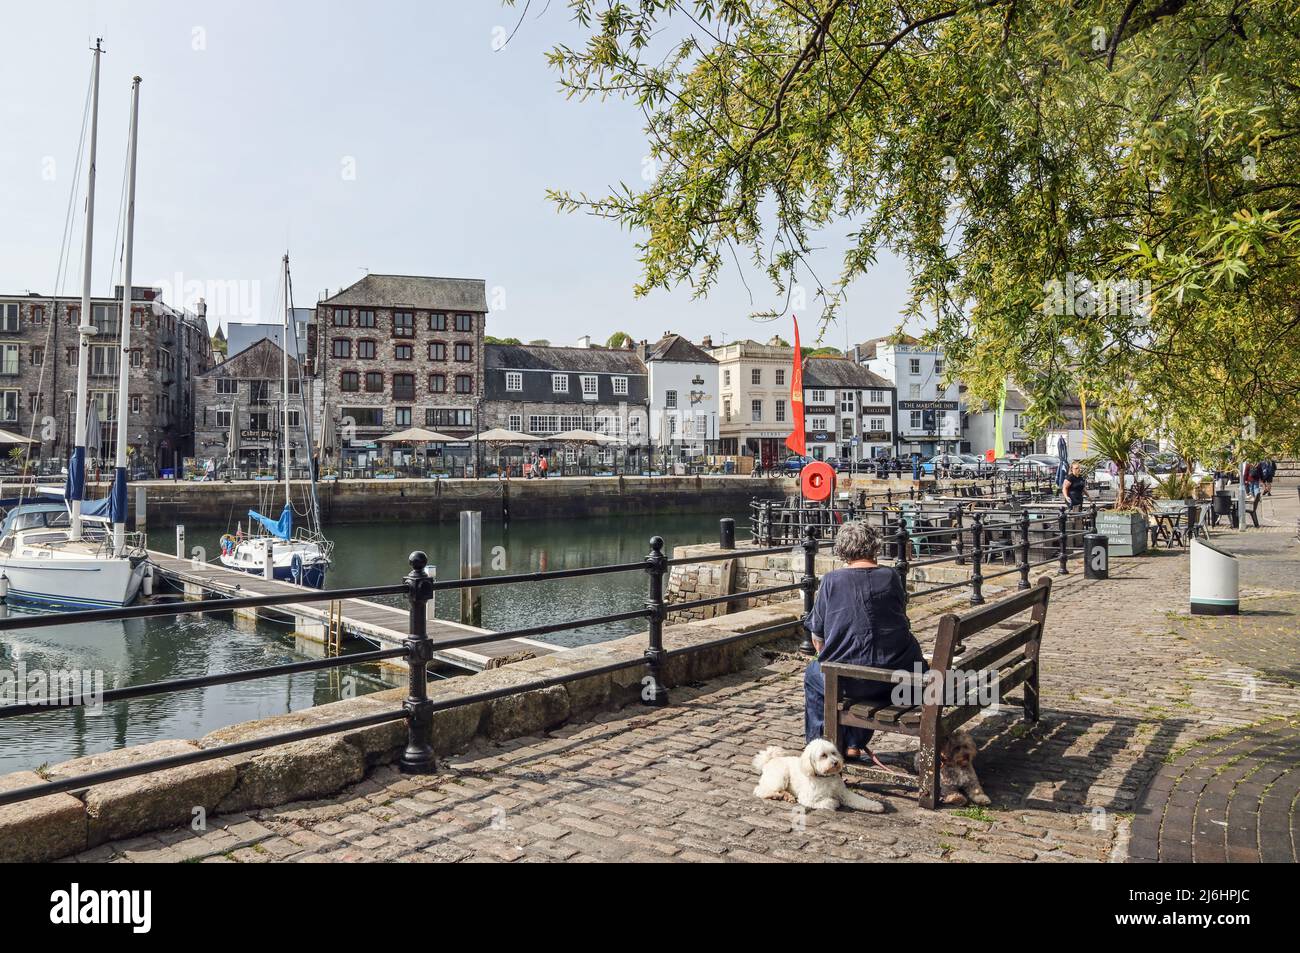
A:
218,539,330,589
219,558,328,589
1,556,148,609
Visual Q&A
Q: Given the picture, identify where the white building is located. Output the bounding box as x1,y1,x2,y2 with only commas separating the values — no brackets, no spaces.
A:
801,356,896,461
855,335,961,457
963,385,1034,457
709,337,796,465
638,333,719,459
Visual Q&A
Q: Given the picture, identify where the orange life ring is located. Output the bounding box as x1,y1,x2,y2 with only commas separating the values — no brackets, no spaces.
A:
801,461,835,501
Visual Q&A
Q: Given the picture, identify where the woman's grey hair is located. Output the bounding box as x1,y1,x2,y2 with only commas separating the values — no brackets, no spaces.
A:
832,520,882,563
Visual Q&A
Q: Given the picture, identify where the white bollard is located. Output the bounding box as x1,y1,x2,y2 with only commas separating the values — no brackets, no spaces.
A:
142,565,154,597
175,525,185,560
264,545,275,580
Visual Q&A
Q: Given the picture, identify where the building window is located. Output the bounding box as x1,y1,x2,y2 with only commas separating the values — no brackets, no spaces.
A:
505,371,523,392
775,400,785,423
751,368,761,385
611,376,628,396
869,418,885,433
30,346,43,367
426,407,473,429
842,419,854,439
909,357,921,375
287,409,301,429
935,384,945,399
529,414,559,434
129,349,142,368
908,383,921,399
215,407,231,427
91,304,117,335
217,378,237,395
455,374,473,394
333,308,350,327
429,342,446,361
0,344,20,376
664,390,678,410
357,339,377,359
0,304,19,332
340,371,359,392
751,399,762,423
869,389,884,404
509,414,523,431
810,389,827,404
776,368,785,387
581,375,598,399
365,371,384,392
89,344,117,377
395,344,413,361
332,338,351,359
392,373,415,401
130,395,141,415
934,358,945,375
287,378,300,395
248,380,271,403
552,374,568,394
429,373,446,393
723,369,731,387
395,407,412,427
393,311,414,337
910,411,923,430
723,398,731,420
454,342,472,362
455,313,473,332
429,313,446,331
1,390,20,421
343,407,385,428
356,309,375,328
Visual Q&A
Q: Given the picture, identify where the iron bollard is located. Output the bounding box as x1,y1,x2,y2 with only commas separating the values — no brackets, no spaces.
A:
953,504,966,565
970,513,985,605
799,527,818,655
643,537,670,705
895,516,910,589
1018,511,1031,590
1057,509,1070,575
719,518,736,550
886,488,892,506
762,500,773,545
400,551,437,775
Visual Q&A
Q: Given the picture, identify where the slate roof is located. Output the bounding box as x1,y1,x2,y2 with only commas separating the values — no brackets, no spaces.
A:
321,274,488,312
802,356,894,390
641,333,717,364
486,344,647,375
852,333,920,361
201,337,299,379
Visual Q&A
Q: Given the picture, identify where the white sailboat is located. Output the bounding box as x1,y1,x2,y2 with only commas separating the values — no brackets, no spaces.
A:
218,255,333,588
0,51,148,609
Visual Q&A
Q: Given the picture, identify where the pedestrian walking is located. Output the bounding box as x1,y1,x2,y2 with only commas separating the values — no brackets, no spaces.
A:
1261,458,1276,496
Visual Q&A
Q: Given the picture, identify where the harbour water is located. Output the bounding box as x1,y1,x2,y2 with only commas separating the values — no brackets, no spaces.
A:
0,510,737,775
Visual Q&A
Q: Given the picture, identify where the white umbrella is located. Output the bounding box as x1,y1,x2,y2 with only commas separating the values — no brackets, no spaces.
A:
0,430,36,445
466,428,540,443
85,402,103,460
548,428,618,444
320,405,337,458
378,427,458,443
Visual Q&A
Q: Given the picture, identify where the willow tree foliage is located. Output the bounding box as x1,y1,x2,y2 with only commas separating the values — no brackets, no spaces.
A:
524,0,1300,457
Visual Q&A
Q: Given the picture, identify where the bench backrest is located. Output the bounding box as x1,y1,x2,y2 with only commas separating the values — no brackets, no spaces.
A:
929,576,1052,673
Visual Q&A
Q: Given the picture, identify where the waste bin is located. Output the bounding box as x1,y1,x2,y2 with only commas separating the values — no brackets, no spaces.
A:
1083,533,1109,579
1190,538,1238,615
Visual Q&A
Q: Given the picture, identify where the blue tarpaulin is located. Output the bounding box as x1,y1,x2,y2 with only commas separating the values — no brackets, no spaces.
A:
109,467,128,524
64,446,85,502
248,504,293,540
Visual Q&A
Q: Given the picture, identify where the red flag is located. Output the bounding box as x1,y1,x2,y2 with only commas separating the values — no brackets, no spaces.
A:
784,316,806,456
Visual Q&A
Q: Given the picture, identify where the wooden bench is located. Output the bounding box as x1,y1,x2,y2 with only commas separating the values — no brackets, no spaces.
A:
821,576,1052,809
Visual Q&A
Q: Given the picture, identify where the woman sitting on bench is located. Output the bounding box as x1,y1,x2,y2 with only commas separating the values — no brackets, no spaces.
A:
803,520,926,761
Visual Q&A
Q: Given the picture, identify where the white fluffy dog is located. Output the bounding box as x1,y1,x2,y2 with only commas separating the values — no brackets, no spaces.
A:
752,739,885,812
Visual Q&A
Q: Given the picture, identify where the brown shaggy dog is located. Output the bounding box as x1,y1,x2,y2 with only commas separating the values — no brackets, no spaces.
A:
915,729,991,807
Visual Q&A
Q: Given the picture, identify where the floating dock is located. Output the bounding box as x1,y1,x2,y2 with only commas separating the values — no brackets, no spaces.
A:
145,550,561,672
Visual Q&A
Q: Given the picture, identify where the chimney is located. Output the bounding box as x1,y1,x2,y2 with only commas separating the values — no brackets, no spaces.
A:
196,297,207,321
576,335,591,349
701,335,712,348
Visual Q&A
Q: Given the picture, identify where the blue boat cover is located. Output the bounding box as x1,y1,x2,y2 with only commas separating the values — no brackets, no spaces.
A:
249,503,293,540
77,468,129,523
64,446,86,502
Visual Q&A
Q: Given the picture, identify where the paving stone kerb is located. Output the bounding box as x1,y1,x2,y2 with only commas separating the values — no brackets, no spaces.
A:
0,592,806,862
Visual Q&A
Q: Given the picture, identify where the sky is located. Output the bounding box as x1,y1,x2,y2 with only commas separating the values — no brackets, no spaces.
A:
0,0,915,350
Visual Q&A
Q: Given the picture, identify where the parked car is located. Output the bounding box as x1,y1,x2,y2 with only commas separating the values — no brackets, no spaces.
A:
920,453,969,476
957,453,995,476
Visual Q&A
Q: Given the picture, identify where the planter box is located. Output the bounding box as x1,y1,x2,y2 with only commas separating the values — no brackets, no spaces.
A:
1096,511,1149,557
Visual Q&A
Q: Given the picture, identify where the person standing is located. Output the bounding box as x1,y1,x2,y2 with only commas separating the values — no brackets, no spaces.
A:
538,453,549,479
1061,461,1088,510
1261,458,1276,496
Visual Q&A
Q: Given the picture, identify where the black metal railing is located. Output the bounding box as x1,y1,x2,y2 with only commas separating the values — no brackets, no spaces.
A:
0,538,814,808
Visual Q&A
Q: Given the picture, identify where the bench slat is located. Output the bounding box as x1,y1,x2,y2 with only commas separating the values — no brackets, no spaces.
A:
952,576,1051,638
953,620,1040,674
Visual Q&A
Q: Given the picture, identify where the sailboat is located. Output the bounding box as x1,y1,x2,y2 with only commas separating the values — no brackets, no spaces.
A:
218,255,333,588
0,49,149,609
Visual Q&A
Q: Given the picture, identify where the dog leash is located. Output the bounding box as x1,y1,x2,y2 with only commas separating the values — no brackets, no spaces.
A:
861,747,910,777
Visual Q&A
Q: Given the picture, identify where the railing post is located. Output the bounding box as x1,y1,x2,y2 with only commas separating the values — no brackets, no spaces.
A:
400,550,437,775
1018,511,1031,590
894,515,909,588
762,500,773,545
1057,508,1070,575
952,504,965,565
643,536,670,705
798,527,818,655
970,513,985,605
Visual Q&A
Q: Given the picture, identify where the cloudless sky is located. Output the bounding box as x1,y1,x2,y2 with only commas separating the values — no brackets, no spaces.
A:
0,0,914,350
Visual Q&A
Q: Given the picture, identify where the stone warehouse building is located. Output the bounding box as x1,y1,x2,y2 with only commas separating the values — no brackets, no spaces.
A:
193,338,310,473
481,343,649,465
0,287,214,474
312,275,487,468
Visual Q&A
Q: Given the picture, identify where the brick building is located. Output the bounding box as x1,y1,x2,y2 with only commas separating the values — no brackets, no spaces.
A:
0,286,214,474
193,338,310,473
312,275,487,467
480,343,649,467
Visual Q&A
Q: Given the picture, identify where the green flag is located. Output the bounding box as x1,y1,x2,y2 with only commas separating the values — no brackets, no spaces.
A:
993,382,1007,455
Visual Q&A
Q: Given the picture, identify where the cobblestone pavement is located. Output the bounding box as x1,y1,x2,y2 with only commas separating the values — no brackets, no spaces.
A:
75,487,1300,863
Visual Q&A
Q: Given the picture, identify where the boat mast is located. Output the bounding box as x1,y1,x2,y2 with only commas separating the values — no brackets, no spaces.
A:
112,76,141,557
282,253,291,510
69,38,103,543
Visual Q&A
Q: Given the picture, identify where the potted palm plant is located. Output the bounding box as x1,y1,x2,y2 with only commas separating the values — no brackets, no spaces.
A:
1090,407,1151,556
